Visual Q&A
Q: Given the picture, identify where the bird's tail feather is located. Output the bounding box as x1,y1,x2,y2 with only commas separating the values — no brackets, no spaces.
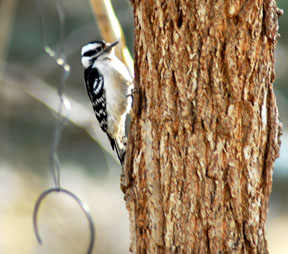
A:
107,135,125,165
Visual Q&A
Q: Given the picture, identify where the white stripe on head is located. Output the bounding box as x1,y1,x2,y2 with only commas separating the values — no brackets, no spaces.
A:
81,41,104,56
82,44,95,56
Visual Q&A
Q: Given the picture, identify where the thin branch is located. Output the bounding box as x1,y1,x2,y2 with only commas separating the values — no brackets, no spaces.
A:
89,0,134,76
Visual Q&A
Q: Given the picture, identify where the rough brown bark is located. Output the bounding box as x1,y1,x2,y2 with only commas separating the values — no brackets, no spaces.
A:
122,1,282,253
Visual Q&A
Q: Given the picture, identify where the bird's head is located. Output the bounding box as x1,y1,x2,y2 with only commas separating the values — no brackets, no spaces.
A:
81,40,119,68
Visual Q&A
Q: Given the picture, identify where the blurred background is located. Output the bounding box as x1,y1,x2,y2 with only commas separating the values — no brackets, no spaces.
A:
0,0,287,253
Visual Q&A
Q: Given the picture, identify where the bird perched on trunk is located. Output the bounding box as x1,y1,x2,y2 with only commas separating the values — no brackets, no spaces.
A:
81,40,133,165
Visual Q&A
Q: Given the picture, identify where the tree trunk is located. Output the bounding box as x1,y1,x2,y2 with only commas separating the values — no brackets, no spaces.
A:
122,1,282,253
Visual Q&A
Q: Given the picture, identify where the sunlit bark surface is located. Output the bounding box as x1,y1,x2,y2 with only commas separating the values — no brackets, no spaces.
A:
122,1,282,253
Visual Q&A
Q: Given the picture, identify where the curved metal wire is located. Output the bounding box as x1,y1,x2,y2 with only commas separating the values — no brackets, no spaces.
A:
33,1,96,253
36,0,70,189
33,188,95,254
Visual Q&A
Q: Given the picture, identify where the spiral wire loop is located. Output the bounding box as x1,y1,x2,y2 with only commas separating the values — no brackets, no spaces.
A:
33,1,95,253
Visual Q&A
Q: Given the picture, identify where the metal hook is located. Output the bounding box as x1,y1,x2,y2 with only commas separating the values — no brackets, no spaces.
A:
34,1,95,253
33,188,95,254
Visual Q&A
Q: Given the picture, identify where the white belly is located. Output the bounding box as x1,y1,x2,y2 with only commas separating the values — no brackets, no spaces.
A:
94,57,133,139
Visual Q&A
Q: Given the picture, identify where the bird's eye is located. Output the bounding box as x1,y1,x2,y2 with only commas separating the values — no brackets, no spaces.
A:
96,47,102,52
82,45,103,57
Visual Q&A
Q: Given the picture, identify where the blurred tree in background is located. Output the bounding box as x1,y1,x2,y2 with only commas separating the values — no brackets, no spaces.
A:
0,0,287,253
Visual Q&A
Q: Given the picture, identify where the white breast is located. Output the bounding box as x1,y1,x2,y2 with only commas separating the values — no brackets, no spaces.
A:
93,56,133,138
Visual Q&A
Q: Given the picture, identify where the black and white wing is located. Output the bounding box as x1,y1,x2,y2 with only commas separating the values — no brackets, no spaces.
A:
84,66,108,132
84,66,123,163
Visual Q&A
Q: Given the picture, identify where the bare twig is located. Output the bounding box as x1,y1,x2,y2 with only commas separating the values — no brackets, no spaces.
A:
89,0,134,76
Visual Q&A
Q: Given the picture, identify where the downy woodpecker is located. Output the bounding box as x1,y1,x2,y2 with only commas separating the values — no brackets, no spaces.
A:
81,40,133,164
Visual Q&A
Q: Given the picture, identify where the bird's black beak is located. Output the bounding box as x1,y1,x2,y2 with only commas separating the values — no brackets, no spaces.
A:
103,40,119,54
